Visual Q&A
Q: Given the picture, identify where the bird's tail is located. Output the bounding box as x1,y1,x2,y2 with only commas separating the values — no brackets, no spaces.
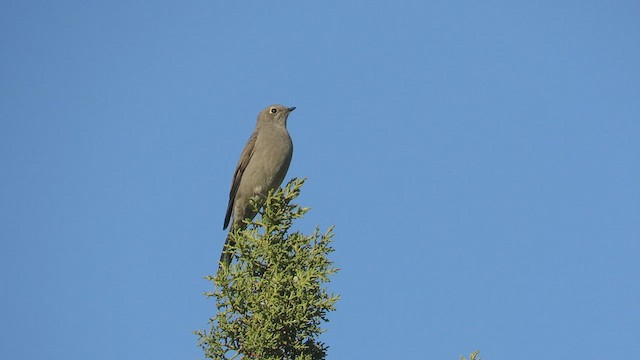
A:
219,232,234,269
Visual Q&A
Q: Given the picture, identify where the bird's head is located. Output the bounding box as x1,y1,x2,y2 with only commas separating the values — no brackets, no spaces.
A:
257,104,296,127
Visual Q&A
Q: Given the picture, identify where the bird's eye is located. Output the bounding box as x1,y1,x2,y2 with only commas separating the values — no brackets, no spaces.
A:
270,108,277,114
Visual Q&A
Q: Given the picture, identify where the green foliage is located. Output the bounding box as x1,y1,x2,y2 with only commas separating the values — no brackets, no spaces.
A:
196,178,339,360
461,351,481,360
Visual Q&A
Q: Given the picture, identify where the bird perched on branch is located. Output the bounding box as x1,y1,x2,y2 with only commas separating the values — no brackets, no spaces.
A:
220,104,296,267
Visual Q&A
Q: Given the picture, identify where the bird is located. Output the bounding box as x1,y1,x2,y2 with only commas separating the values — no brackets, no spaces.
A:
220,104,296,267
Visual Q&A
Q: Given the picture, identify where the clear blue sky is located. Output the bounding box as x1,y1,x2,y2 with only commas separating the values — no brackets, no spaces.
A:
1,1,639,359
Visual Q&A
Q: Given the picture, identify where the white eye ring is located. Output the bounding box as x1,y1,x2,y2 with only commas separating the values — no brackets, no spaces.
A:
270,108,277,114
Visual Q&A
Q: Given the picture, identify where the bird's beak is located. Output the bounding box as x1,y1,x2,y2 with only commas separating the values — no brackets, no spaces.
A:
287,106,296,112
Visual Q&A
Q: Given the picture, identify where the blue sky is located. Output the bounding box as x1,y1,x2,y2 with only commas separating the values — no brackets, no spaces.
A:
1,1,639,359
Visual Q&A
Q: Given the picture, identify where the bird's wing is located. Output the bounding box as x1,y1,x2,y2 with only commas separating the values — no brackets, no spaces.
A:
223,131,258,229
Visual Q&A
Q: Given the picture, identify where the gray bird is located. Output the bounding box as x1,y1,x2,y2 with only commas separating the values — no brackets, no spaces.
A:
220,104,296,267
